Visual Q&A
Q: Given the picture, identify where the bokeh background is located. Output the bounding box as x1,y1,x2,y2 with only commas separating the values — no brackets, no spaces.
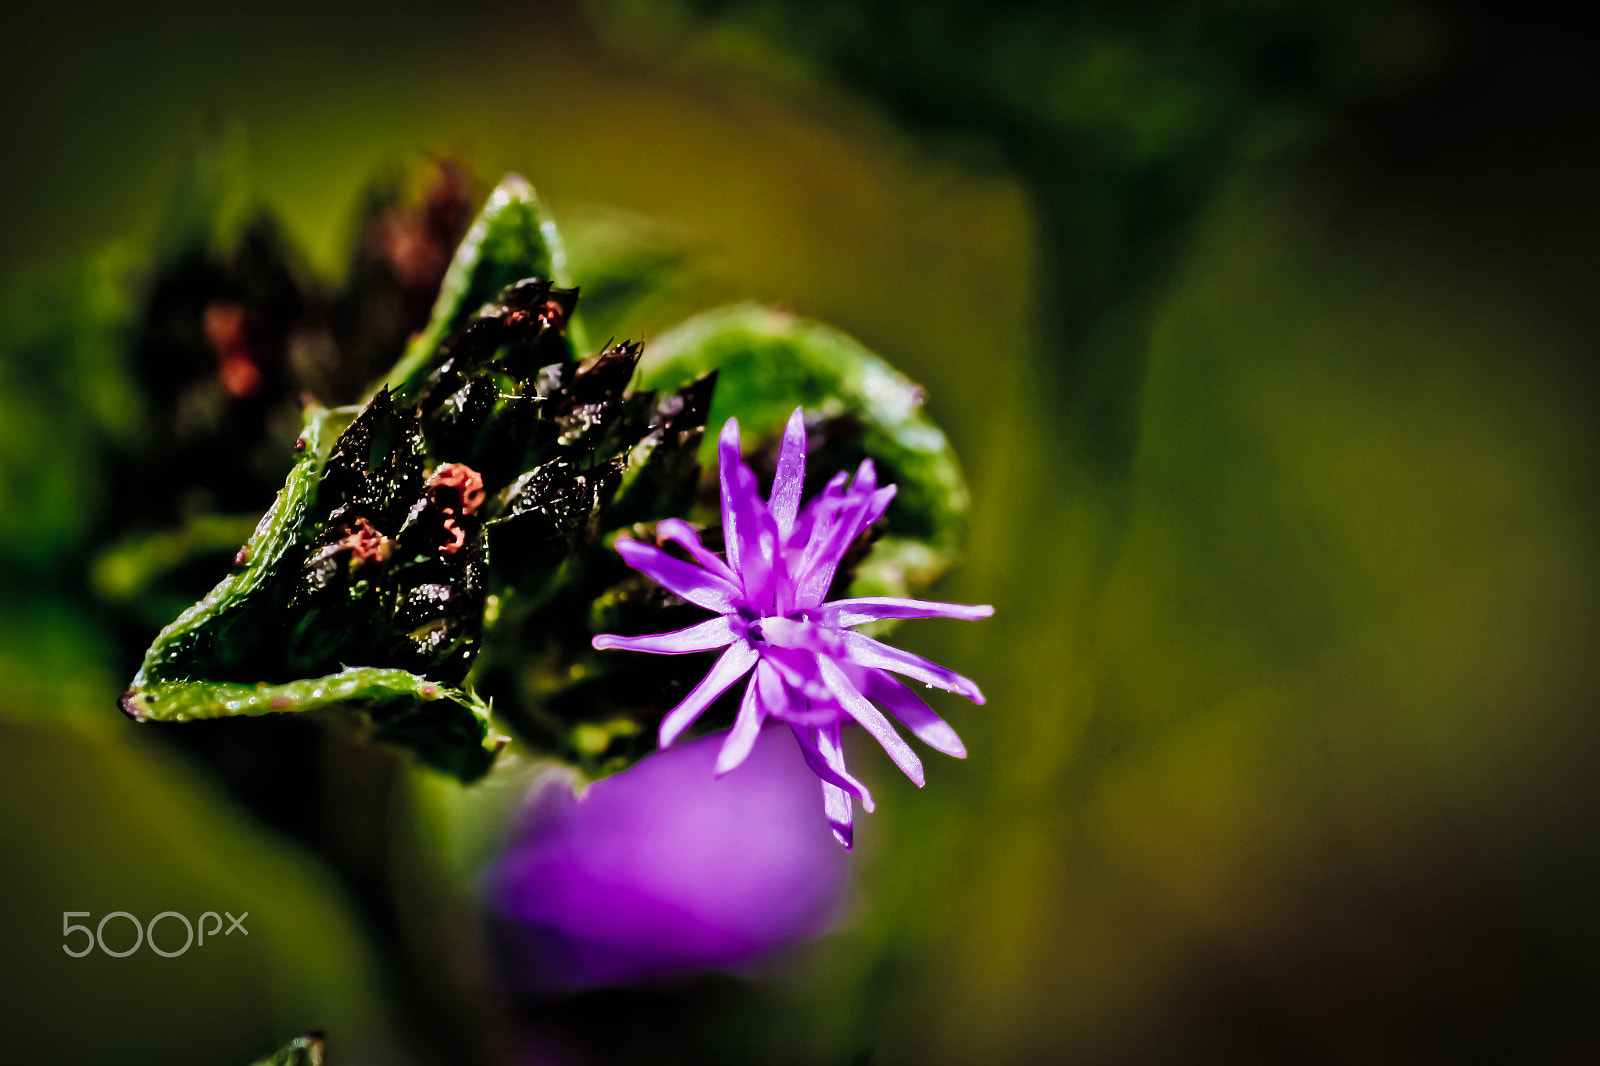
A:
3,1,1599,1063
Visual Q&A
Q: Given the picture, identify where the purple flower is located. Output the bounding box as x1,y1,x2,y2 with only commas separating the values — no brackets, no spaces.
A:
592,407,993,847
484,725,851,993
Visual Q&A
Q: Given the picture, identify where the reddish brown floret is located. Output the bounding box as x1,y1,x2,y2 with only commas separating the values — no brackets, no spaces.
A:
439,521,467,555
337,516,393,565
204,302,263,398
428,463,486,515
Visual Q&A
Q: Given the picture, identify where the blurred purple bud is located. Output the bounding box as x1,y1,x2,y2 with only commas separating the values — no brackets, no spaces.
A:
484,724,852,994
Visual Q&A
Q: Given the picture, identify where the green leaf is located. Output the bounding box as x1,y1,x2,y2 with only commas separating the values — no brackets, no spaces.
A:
0,253,136,574
129,405,344,685
639,303,970,597
122,402,502,780
124,668,500,781
386,175,568,402
249,1032,325,1066
124,259,711,779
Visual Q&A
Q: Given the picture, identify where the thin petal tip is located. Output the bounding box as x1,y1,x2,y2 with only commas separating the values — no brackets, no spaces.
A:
713,743,753,777
957,681,987,704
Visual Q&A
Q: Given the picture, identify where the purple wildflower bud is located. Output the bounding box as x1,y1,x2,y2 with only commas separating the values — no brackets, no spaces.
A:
592,407,993,847
484,725,851,993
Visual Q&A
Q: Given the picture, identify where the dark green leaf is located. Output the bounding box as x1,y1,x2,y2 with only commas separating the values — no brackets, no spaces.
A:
386,175,568,403
249,1032,325,1066
129,404,346,685
125,193,714,778
125,668,499,781
122,402,502,779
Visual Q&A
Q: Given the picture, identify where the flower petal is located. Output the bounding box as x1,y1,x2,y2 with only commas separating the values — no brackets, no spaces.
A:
718,416,744,568
659,640,760,748
819,597,995,628
753,644,833,711
793,465,896,607
592,615,741,655
790,721,875,811
859,668,967,758
788,470,848,553
821,781,854,849
616,536,740,613
753,657,796,715
769,407,808,539
799,460,876,574
655,518,738,585
816,655,925,787
755,615,826,651
714,666,769,775
834,628,986,704
717,419,761,577
857,481,896,531
717,419,779,609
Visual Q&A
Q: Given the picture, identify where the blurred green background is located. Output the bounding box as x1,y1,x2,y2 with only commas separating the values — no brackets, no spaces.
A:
3,1,1599,1063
